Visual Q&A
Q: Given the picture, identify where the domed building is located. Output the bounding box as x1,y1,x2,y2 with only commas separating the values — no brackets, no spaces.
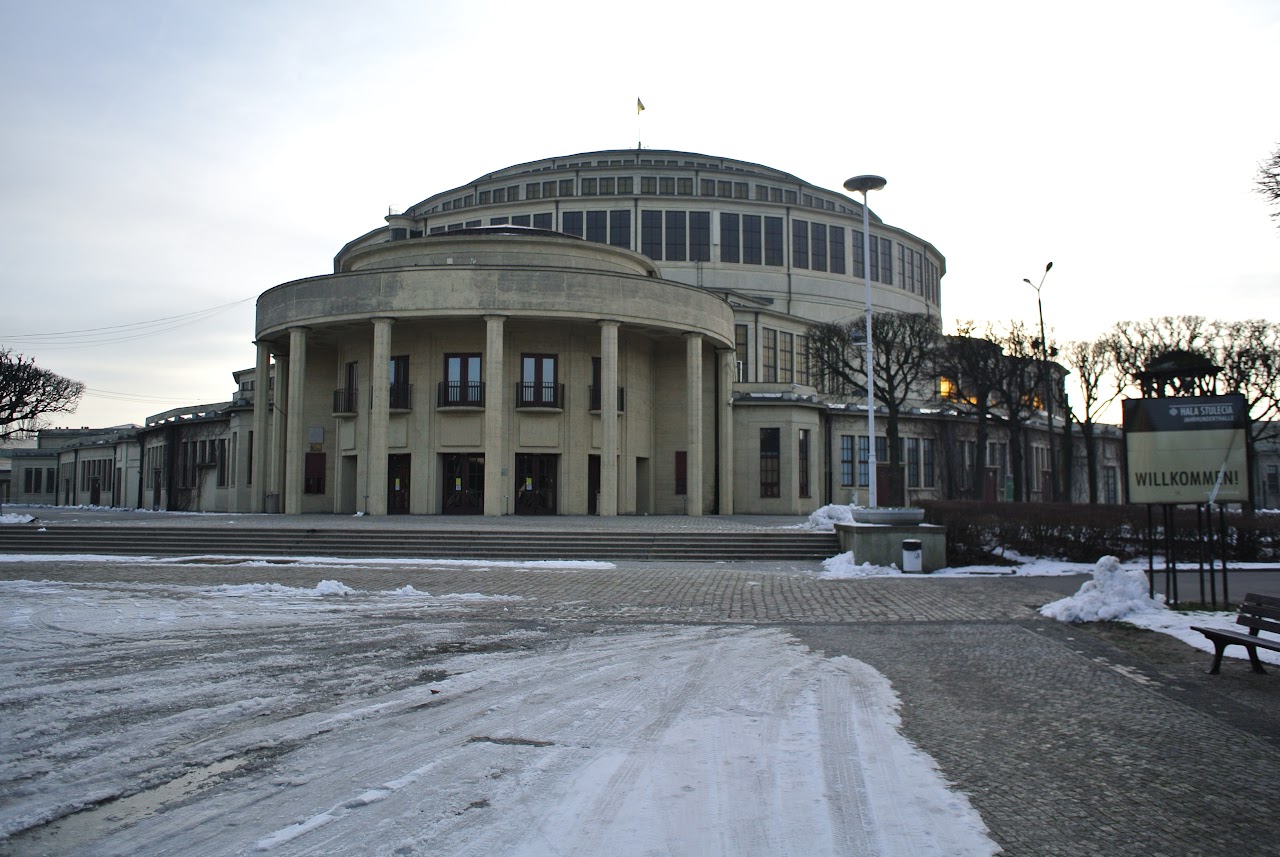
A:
248,149,947,517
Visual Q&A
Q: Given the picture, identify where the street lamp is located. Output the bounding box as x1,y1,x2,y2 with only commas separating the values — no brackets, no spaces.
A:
1023,262,1055,502
843,174,887,507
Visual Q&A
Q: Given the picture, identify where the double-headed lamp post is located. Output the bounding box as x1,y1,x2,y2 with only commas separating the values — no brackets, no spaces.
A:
1023,261,1055,502
843,174,887,508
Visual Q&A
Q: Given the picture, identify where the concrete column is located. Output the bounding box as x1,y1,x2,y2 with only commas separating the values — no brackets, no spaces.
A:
599,320,620,516
717,347,735,514
251,340,271,513
366,317,394,515
284,326,308,514
685,332,703,516
483,315,506,516
270,354,289,512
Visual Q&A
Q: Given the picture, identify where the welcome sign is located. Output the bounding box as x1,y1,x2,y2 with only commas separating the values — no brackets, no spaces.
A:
1122,394,1250,504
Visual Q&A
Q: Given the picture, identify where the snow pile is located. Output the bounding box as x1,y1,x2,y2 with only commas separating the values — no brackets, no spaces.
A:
1039,556,1166,622
0,513,35,525
315,579,355,596
820,551,901,578
799,503,854,531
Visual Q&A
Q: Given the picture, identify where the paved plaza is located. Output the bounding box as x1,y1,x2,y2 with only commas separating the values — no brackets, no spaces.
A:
1,510,1277,855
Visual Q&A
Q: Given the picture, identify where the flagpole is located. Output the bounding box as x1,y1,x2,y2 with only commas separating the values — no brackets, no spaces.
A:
636,97,645,149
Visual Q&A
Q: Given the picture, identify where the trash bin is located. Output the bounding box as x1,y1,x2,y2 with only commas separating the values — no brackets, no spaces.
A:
902,539,923,573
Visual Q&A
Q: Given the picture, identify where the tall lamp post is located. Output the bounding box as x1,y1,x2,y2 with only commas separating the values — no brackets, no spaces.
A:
1023,262,1055,502
843,174,887,507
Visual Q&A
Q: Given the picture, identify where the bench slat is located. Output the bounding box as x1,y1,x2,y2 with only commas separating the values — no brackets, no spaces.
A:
1242,592,1280,608
1237,614,1280,636
1192,626,1280,652
1239,601,1280,623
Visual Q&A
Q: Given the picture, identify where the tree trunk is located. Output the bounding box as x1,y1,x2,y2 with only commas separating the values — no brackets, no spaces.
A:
1008,420,1026,502
973,408,990,501
1083,422,1099,504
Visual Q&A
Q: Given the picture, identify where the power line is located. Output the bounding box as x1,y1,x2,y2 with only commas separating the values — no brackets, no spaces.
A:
3,297,254,350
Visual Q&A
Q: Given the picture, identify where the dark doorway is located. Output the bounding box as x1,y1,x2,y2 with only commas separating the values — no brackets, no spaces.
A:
515,454,558,515
387,454,411,514
588,455,601,515
876,463,905,507
442,453,484,514
89,478,101,506
152,471,162,510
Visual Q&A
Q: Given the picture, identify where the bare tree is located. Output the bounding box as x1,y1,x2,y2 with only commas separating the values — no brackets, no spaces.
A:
0,349,85,440
935,324,1004,499
1258,144,1280,224
990,322,1051,503
1063,336,1126,503
1210,319,1280,444
808,313,941,504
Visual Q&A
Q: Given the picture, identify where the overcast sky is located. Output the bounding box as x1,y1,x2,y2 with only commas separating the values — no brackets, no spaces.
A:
2,0,1277,430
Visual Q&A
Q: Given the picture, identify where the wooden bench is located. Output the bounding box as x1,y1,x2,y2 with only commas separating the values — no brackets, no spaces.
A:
1191,592,1280,674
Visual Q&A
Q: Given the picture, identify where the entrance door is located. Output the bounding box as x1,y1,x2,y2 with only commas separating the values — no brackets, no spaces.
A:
515,454,558,515
587,455,600,516
442,453,484,514
387,454,411,514
89,478,101,506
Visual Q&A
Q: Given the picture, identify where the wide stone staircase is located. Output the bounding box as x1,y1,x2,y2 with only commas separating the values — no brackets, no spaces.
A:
0,524,840,562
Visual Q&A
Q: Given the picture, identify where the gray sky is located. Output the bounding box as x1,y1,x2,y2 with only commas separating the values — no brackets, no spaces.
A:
2,0,1277,429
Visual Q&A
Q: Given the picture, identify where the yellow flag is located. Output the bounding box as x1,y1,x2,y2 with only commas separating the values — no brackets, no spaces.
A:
637,97,645,114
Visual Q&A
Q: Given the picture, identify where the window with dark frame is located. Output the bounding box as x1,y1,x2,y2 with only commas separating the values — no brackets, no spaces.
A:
586,211,607,244
840,435,855,486
734,324,749,382
664,211,686,261
641,210,662,259
689,211,710,261
443,354,482,405
830,225,846,274
720,213,740,263
609,209,631,248
812,223,827,272
743,215,762,264
764,217,784,266
798,429,811,498
562,210,584,238
762,328,778,383
760,428,780,498
390,355,410,409
792,219,809,269
519,354,559,407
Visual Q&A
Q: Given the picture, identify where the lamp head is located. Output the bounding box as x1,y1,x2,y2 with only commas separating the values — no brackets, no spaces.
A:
843,175,887,194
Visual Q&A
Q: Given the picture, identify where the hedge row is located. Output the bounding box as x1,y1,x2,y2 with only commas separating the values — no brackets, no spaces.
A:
916,501,1280,566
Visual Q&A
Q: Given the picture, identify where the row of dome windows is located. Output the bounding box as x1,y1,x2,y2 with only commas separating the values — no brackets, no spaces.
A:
422,176,849,218
390,211,939,302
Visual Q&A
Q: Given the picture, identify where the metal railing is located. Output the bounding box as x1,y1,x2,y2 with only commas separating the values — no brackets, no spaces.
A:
515,382,564,409
438,381,485,407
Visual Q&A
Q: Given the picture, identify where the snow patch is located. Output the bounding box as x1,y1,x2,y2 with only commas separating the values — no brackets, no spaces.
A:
0,513,35,525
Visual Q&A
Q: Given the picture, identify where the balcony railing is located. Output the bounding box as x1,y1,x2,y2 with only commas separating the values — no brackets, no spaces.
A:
332,388,358,414
588,386,626,412
438,381,485,408
515,381,564,409
389,383,412,410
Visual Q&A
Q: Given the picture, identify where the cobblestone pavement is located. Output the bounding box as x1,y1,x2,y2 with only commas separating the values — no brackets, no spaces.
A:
2,554,1277,856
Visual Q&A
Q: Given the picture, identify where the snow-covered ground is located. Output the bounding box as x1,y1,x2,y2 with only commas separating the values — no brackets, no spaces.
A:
0,576,997,856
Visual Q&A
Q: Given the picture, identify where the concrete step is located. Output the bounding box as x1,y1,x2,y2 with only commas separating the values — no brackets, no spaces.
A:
0,525,839,561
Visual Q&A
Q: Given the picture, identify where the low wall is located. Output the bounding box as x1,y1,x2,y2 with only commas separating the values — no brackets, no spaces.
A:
834,522,947,572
